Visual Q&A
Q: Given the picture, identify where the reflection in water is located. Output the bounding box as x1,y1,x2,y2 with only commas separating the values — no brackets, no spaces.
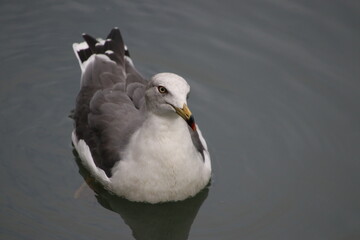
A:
73,149,209,240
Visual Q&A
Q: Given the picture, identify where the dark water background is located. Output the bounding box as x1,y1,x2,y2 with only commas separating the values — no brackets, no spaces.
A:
1,0,359,239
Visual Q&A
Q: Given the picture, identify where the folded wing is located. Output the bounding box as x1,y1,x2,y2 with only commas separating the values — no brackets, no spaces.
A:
73,28,147,177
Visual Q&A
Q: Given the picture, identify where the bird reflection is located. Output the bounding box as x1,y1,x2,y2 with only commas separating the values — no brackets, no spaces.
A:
72,149,209,240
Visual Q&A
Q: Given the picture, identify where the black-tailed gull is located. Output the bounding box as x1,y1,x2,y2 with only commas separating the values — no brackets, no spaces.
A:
71,28,211,203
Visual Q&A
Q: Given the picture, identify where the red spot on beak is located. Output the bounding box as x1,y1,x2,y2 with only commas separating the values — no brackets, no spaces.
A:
187,115,197,131
191,122,197,131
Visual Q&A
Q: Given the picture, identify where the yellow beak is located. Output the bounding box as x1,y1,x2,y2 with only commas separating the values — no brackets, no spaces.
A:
173,104,196,131
174,103,192,120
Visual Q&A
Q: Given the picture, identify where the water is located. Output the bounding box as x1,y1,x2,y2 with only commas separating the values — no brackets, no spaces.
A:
1,0,359,239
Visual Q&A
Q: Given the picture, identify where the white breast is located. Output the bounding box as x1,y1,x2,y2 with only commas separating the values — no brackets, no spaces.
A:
110,113,211,203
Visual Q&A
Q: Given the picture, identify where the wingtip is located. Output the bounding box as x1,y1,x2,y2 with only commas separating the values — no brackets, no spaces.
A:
74,28,127,67
107,27,121,39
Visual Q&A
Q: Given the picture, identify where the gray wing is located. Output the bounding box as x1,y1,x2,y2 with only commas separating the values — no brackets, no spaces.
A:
73,28,147,177
189,128,205,161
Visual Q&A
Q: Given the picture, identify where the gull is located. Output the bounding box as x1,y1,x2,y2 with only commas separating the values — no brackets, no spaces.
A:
71,28,211,203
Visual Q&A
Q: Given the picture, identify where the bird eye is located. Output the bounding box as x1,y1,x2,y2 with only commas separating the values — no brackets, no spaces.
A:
157,86,167,94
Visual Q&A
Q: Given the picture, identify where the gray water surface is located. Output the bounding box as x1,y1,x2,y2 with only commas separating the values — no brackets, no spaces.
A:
1,0,359,239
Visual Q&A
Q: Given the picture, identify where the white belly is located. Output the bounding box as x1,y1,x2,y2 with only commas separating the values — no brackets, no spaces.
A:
110,115,211,203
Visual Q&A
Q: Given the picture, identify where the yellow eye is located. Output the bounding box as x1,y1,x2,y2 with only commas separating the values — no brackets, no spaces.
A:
158,86,167,94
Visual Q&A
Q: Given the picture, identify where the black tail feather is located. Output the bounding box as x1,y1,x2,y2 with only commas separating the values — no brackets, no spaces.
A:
125,47,130,57
82,33,98,52
95,42,104,54
106,27,125,65
75,27,126,66
77,47,93,63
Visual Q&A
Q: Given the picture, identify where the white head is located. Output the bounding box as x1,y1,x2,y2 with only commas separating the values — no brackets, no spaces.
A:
145,72,196,130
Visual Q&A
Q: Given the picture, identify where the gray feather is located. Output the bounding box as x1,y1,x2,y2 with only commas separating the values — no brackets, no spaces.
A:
73,28,206,177
74,28,147,177
189,128,205,160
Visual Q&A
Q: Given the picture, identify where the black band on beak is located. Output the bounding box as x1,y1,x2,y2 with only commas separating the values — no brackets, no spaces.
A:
187,115,196,131
172,103,197,131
